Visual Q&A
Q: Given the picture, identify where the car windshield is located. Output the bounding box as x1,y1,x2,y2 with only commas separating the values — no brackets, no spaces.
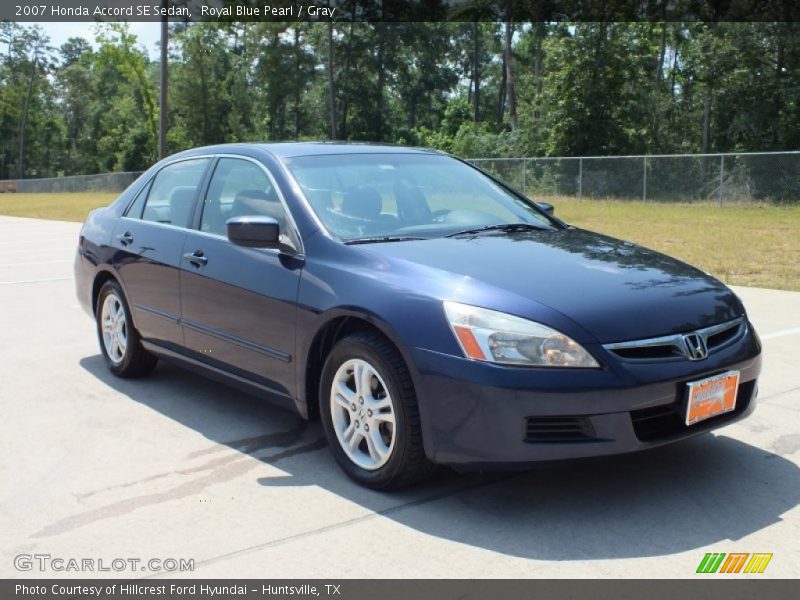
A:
284,153,557,242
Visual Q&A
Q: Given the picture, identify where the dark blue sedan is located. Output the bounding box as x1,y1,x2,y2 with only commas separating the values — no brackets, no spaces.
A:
75,143,762,489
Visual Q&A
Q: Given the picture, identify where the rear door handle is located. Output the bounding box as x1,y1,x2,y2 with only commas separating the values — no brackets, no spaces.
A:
117,232,133,246
183,250,208,268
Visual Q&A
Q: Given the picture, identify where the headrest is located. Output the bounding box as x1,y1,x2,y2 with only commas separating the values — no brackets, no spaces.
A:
341,185,382,220
169,186,197,227
231,188,284,223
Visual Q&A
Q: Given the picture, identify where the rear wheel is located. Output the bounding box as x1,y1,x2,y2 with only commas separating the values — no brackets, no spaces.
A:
96,280,157,378
319,331,435,489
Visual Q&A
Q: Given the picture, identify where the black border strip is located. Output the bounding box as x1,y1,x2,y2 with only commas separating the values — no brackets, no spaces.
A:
5,0,800,23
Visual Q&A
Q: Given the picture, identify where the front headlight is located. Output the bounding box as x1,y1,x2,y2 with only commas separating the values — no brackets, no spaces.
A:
443,301,600,368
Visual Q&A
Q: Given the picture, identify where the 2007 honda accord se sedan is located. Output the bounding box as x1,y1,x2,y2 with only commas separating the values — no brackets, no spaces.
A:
75,143,762,489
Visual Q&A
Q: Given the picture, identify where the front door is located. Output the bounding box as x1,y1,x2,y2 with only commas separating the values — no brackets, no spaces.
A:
179,157,303,396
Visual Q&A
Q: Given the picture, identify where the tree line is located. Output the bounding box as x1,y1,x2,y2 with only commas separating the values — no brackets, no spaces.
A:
1,20,799,179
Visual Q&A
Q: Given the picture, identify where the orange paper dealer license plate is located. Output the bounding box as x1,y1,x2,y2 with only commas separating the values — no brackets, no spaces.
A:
685,370,740,426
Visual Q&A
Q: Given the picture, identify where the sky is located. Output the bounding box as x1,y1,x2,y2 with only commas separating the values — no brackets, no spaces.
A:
36,22,162,58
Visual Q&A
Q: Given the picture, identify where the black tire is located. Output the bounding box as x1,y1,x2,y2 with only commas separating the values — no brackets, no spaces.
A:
95,280,158,378
319,330,436,489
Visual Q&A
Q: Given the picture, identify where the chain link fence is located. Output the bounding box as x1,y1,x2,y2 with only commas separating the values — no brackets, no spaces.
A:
470,151,800,204
0,171,143,194
1,151,798,203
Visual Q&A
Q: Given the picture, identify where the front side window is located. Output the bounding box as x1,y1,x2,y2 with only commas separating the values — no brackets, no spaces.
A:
140,158,210,228
284,153,556,242
200,158,297,247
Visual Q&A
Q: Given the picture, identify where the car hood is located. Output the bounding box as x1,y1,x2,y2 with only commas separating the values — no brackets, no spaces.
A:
359,228,743,343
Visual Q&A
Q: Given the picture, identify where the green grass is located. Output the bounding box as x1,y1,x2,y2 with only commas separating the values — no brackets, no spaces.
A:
1,192,798,291
549,197,800,292
0,193,116,222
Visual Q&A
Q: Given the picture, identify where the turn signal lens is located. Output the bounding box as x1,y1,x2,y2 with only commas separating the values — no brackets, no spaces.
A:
453,325,487,361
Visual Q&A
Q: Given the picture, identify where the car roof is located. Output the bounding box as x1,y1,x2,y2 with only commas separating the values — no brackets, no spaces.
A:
170,142,443,161
259,142,442,158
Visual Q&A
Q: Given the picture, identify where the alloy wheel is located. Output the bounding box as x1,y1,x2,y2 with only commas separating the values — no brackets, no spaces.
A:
100,293,128,365
330,358,396,470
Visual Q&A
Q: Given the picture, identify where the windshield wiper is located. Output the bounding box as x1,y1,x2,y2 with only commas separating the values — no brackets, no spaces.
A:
445,223,550,238
344,235,427,245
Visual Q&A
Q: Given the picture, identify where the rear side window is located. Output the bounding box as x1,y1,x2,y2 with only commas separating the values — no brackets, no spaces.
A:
140,158,210,228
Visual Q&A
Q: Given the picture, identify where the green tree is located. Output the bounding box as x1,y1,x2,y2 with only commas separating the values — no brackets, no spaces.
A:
92,24,159,171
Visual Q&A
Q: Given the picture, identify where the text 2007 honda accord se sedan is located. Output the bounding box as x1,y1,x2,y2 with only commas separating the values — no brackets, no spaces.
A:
75,143,762,489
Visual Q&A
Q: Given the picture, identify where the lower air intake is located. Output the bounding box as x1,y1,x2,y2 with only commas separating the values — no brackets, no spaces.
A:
524,416,596,442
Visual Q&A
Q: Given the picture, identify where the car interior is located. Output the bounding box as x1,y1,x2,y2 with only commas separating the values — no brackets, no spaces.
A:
201,187,287,235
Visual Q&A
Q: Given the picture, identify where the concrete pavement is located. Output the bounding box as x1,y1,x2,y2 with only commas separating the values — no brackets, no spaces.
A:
0,215,798,579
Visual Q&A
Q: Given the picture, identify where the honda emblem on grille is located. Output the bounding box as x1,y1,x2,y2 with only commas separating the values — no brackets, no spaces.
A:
682,333,708,360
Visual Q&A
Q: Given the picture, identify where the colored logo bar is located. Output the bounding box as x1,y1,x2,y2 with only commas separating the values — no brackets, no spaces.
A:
697,553,773,574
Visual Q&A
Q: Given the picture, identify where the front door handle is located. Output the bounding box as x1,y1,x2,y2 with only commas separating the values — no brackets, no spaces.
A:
183,250,208,268
117,232,133,246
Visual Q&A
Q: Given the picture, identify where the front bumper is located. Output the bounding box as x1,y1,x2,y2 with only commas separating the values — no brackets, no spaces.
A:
410,327,762,467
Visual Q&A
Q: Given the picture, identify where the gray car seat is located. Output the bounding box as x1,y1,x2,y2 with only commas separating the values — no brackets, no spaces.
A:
229,188,286,229
341,185,398,228
394,179,432,226
169,186,197,228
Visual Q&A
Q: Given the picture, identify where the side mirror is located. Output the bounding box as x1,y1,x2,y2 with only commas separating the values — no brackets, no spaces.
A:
537,202,555,215
226,216,280,248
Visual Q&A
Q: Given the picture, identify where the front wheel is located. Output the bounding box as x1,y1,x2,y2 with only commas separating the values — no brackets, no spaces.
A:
319,331,435,489
96,280,158,378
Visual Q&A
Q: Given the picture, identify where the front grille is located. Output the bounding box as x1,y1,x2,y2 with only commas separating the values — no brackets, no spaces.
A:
611,345,678,360
631,380,755,442
604,317,746,362
524,416,596,442
707,324,741,349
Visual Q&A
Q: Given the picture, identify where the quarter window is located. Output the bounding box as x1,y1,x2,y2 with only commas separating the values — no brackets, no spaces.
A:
124,180,152,219
140,158,210,228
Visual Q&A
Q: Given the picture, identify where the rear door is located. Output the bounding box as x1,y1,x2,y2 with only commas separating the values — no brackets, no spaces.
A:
179,157,303,395
112,157,210,347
